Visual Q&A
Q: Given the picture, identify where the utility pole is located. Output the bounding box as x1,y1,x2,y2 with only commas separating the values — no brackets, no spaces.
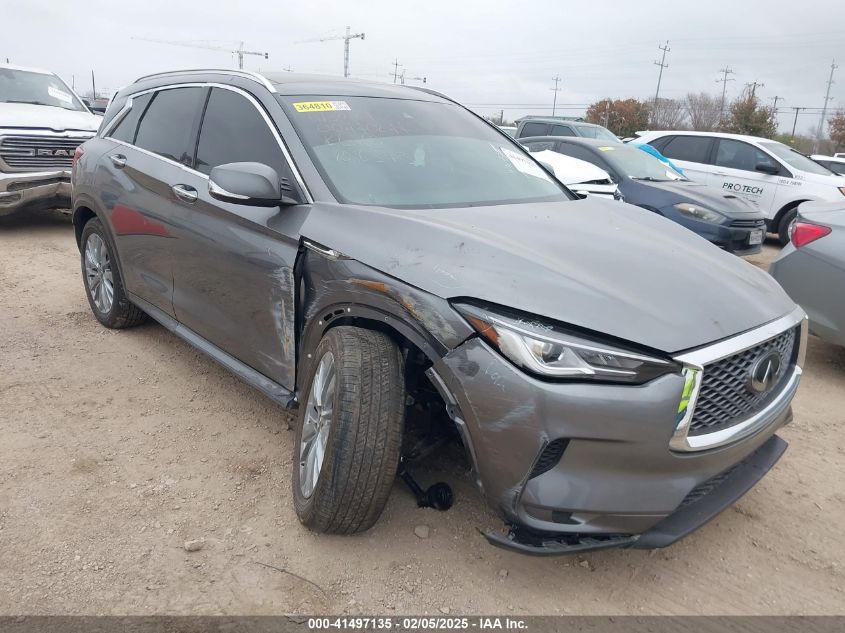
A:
790,107,805,141
716,67,735,123
91,70,96,99
769,95,782,112
815,59,838,152
652,41,670,125
391,58,402,84
550,75,562,116
745,80,765,99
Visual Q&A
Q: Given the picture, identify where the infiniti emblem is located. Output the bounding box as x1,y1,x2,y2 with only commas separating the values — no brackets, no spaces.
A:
748,351,782,394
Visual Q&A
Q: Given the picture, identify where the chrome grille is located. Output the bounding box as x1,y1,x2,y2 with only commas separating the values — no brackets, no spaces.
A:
0,135,89,171
689,328,797,436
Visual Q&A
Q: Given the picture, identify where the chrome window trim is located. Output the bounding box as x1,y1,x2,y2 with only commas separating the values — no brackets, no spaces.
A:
101,82,312,203
133,69,276,93
669,307,807,452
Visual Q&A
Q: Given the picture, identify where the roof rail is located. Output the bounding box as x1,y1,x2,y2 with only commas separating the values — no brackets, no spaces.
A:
133,68,276,93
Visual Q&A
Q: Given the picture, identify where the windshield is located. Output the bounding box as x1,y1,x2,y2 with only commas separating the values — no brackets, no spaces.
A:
760,142,835,176
279,96,568,208
578,125,620,142
598,144,685,181
0,68,87,112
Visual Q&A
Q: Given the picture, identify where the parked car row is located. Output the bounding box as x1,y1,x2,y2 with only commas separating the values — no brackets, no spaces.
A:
635,130,845,244
522,136,767,255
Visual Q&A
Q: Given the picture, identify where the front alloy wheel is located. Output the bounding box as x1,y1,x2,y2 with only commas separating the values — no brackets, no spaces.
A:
299,351,335,498
292,327,405,534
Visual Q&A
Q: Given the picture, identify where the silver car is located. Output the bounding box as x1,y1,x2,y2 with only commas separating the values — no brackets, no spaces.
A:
72,70,807,555
770,201,845,348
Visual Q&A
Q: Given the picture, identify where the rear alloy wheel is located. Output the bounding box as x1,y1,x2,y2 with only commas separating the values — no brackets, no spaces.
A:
80,218,147,329
292,326,405,534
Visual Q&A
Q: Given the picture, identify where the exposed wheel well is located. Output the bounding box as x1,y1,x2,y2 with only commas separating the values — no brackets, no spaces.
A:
320,316,472,473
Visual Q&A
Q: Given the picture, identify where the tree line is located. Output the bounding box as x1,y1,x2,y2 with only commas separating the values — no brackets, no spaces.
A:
584,87,845,152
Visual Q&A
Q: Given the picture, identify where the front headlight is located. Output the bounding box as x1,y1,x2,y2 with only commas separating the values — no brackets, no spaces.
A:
455,303,679,384
673,203,725,224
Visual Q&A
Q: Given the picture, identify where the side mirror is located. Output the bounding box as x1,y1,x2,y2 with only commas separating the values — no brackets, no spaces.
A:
755,162,780,176
208,162,292,207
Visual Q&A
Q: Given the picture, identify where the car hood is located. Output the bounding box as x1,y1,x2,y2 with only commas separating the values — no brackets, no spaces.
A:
638,179,761,216
300,198,795,353
532,150,611,185
0,102,101,132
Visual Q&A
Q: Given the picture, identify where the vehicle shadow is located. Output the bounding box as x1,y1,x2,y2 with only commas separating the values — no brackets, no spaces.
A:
0,209,73,232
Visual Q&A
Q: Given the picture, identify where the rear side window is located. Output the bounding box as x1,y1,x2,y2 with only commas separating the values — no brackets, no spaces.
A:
195,88,289,178
109,93,152,144
134,87,205,166
661,135,712,163
715,139,778,172
520,122,549,137
550,125,575,137
648,136,671,152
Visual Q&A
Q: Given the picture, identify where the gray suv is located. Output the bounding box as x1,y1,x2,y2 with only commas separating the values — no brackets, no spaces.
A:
72,69,806,555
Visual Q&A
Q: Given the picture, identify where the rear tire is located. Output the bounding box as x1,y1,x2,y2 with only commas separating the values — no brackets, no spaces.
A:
777,207,799,246
292,326,405,534
80,218,147,329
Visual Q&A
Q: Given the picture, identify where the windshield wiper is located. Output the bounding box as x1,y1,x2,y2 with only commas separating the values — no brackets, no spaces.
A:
631,176,671,182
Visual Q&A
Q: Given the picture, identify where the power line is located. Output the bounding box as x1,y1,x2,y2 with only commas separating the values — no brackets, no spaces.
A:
652,41,670,124
550,75,562,116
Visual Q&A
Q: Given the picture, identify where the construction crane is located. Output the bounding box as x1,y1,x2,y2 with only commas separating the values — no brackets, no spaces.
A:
297,26,364,78
132,37,269,70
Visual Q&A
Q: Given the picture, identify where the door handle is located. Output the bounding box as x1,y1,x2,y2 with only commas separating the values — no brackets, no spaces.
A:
713,171,728,176
171,184,198,204
109,154,127,169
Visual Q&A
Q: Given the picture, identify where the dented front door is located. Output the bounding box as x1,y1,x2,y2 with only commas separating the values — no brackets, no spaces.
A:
169,179,300,391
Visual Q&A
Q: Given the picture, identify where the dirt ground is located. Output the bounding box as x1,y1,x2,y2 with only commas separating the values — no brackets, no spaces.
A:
1,210,843,616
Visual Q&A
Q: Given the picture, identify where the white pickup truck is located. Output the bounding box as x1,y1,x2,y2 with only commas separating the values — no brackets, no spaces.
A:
0,64,101,217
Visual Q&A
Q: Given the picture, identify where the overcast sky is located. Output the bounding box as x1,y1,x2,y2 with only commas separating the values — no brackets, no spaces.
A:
2,0,842,133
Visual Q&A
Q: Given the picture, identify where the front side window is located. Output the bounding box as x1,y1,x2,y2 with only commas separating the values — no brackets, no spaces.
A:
195,88,289,177
715,139,779,173
109,93,153,144
0,67,87,112
280,96,567,208
134,87,205,167
661,135,713,163
520,122,549,138
759,142,834,176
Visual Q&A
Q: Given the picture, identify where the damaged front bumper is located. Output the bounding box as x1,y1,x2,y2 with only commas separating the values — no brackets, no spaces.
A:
429,327,797,554
0,170,72,216
484,434,787,555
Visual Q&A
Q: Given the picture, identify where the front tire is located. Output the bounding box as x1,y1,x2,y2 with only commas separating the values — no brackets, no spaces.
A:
777,206,799,246
292,326,405,534
80,218,147,329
